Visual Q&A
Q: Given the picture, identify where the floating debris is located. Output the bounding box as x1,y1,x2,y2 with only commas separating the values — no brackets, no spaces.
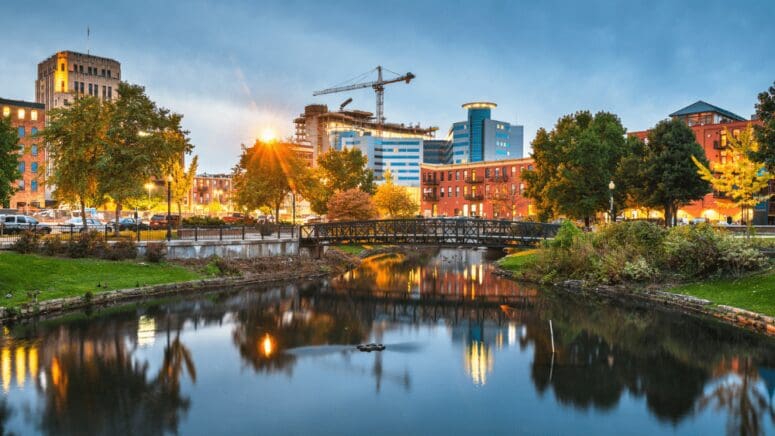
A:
356,343,385,352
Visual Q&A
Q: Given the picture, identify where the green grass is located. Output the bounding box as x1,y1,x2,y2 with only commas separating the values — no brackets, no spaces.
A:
331,244,386,255
669,268,775,316
0,252,203,308
497,249,539,272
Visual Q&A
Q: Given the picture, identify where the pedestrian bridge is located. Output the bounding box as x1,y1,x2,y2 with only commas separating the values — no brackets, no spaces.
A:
299,218,559,248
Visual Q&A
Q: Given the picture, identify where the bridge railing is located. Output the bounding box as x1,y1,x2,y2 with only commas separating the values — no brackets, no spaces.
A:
299,218,560,247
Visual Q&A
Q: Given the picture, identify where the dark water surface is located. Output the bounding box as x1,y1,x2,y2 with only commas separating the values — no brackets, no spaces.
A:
2,248,775,435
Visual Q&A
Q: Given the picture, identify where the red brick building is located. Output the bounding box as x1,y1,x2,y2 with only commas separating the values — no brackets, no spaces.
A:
189,173,233,212
1,98,46,210
631,101,767,223
420,158,534,219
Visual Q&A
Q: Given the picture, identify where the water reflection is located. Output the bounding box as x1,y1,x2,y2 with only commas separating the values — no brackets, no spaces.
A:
0,248,774,434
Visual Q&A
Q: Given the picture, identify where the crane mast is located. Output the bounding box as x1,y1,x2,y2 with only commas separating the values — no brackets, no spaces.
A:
313,66,415,126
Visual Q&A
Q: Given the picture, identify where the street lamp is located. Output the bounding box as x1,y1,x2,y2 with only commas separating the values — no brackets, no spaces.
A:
166,175,173,241
608,180,616,223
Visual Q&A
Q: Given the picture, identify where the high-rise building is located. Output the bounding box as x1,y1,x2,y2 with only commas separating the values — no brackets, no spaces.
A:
1,98,46,210
338,133,423,188
423,139,452,164
450,102,523,164
36,51,121,110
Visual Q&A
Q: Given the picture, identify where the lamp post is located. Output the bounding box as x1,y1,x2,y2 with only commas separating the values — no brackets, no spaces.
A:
608,180,616,223
166,175,173,241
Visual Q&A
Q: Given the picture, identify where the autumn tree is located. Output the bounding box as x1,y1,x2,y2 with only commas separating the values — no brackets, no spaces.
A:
233,140,307,229
625,118,710,226
306,148,375,214
99,82,192,234
373,171,418,218
168,155,198,218
693,125,771,223
523,111,629,227
41,96,105,230
751,81,775,173
326,188,377,221
0,115,21,208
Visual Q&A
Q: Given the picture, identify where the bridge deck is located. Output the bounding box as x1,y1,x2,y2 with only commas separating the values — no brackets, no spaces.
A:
299,218,559,248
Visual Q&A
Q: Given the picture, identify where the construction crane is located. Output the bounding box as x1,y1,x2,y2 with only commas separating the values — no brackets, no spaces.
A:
313,66,415,125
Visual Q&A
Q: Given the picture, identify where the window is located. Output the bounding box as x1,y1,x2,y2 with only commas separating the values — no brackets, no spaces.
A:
447,187,452,197
73,81,79,93
102,86,107,99
31,162,38,173
17,109,25,120
88,83,93,95
31,110,37,121
31,127,37,136
101,69,106,76
464,170,468,179
455,171,460,181
485,168,491,178
31,145,37,156
511,166,516,176
31,180,38,192
107,70,112,78
79,65,83,73
60,80,65,91
60,63,65,72
19,162,25,173
455,186,460,197
2,107,9,117
80,82,84,93
17,127,24,137
108,87,112,99
18,180,24,191
88,66,92,75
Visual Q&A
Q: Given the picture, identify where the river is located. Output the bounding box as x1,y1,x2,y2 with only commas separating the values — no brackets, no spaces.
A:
1,248,775,435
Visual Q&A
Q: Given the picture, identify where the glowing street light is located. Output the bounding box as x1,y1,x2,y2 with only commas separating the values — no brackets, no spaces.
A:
144,182,154,201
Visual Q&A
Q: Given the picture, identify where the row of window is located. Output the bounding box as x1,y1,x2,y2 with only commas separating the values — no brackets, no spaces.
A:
2,107,39,121
72,81,113,99
63,62,115,79
430,183,526,198
17,127,39,138
17,180,39,192
19,162,39,173
423,164,534,183
18,144,38,156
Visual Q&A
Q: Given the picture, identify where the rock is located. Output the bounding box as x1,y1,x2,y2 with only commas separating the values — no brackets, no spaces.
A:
5,294,11,299
562,280,583,289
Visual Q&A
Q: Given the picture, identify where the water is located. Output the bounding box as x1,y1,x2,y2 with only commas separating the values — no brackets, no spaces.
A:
2,248,775,435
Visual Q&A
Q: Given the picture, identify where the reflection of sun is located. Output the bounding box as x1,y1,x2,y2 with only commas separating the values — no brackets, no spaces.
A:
261,334,274,357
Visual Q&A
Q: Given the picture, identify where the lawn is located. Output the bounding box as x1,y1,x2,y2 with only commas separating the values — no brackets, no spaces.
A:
497,249,539,272
332,245,386,256
669,269,775,317
0,252,203,308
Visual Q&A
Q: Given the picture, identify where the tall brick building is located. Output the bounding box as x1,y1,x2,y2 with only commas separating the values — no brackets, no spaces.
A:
420,158,534,218
631,100,768,223
1,98,46,209
36,51,121,110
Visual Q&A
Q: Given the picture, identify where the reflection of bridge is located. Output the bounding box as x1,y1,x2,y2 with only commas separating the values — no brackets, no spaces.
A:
300,219,559,248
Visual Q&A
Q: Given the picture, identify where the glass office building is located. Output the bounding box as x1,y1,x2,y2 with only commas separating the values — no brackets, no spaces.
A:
450,102,523,164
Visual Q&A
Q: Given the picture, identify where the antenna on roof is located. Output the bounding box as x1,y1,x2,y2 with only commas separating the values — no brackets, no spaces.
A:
86,26,90,55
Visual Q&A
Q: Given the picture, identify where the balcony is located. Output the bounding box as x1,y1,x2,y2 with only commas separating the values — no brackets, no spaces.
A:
490,174,509,183
464,193,484,201
423,193,438,202
464,177,483,184
423,179,439,186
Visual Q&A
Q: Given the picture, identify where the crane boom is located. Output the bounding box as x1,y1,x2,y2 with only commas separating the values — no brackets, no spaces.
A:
313,66,415,125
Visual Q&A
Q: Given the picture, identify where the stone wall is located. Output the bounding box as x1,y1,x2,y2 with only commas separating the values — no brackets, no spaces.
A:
137,239,298,259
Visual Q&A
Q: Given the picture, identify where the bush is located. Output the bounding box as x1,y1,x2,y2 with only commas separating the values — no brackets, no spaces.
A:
549,220,582,249
718,238,768,276
183,216,224,226
41,237,66,256
623,257,659,282
66,231,108,258
102,239,138,261
145,242,166,263
11,231,40,254
211,256,240,276
664,224,726,277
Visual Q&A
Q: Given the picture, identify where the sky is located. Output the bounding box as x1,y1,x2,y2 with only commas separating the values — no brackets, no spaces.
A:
1,0,774,173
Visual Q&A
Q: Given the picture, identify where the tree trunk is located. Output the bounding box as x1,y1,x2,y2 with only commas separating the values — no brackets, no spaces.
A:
80,198,88,232
275,203,281,239
114,201,122,236
584,215,590,230
663,204,672,228
177,202,182,229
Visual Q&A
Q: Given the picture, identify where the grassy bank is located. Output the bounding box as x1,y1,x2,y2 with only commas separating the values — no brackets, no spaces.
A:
0,252,202,308
497,249,538,273
669,269,775,317
331,244,386,256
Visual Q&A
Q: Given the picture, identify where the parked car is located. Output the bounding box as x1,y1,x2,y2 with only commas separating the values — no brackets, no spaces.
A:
149,214,181,229
118,217,150,231
0,215,52,234
222,213,255,225
304,215,323,224
63,217,113,232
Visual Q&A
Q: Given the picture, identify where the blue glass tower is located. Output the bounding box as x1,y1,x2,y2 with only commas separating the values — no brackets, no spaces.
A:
448,102,523,164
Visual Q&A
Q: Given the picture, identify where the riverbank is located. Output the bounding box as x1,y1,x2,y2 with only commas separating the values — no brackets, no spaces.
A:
0,249,360,323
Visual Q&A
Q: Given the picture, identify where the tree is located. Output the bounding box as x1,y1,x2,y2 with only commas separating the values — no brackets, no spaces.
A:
326,188,377,221
625,118,710,226
373,171,418,218
523,111,629,227
0,115,21,207
41,96,105,230
233,140,307,226
751,81,775,173
307,148,375,214
99,82,192,234
168,155,198,218
693,125,771,223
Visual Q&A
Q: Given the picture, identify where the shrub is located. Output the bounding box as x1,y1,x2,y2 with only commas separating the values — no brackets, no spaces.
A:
41,237,65,256
183,216,224,226
549,220,583,249
622,257,659,282
595,221,666,262
145,242,166,263
664,224,725,277
211,256,240,276
67,231,108,258
11,231,40,254
103,239,138,261
718,238,768,276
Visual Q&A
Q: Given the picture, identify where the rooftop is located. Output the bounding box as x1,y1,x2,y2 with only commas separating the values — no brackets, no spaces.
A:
0,98,45,110
462,102,497,110
669,100,746,122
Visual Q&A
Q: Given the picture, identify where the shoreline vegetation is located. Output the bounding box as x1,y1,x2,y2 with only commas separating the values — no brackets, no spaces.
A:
498,220,775,319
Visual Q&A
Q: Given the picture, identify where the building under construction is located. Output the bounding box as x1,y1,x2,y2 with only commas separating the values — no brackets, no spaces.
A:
293,104,438,165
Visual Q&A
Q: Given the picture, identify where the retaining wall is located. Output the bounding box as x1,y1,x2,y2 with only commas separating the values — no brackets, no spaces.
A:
137,239,298,259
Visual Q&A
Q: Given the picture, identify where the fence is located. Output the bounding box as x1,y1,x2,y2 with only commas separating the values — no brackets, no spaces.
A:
0,223,299,244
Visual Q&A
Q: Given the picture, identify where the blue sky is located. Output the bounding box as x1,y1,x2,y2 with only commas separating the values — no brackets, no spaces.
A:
1,0,773,172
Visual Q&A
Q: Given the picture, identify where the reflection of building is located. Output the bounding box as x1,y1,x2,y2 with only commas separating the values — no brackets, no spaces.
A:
631,101,768,223
1,98,46,209
420,158,534,218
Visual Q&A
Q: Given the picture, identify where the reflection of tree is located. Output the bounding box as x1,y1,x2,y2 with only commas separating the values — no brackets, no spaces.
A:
0,397,13,436
699,358,775,436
